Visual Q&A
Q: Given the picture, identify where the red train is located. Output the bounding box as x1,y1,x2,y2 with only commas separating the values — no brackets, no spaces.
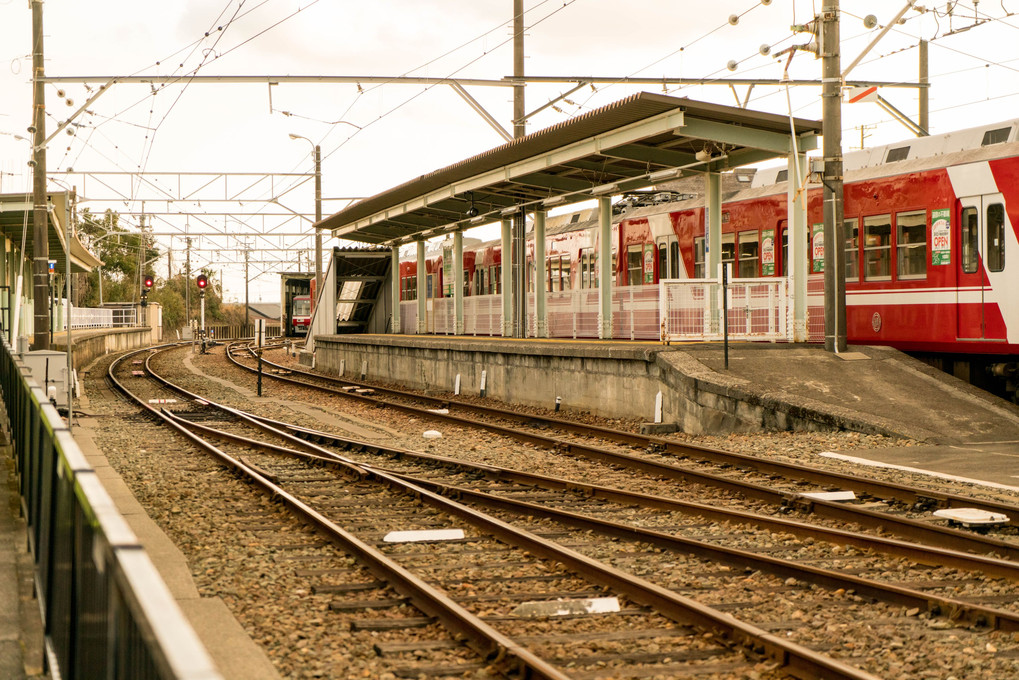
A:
398,119,1019,399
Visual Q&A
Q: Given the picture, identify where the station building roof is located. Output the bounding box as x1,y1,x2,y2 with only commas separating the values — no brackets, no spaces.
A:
319,92,821,245
0,192,103,274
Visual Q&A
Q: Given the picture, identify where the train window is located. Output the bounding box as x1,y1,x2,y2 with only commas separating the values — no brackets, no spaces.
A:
670,241,680,278
863,214,892,280
657,242,667,280
844,218,859,281
721,235,735,269
781,228,788,276
982,127,1010,146
987,203,1005,272
627,245,643,285
886,146,909,163
463,269,471,297
694,237,705,278
561,255,572,289
737,232,759,277
896,210,927,279
961,207,979,274
581,249,599,288
549,257,563,292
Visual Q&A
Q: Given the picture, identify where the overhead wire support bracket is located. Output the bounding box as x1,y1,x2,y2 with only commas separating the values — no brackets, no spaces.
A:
448,82,512,142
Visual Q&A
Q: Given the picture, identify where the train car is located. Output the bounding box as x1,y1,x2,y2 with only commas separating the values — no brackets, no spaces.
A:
290,295,312,335
281,272,315,338
396,120,1018,398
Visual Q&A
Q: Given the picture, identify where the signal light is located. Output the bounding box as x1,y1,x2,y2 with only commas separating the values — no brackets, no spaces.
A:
196,274,208,289
143,275,154,288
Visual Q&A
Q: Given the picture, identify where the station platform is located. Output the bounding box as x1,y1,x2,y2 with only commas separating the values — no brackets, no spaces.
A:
311,333,1019,444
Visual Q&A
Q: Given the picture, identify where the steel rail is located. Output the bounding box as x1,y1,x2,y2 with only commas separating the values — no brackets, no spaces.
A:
171,404,1019,581
120,344,886,680
148,375,1019,639
135,346,1019,635
242,347,1019,522
225,345,1019,560
108,347,574,680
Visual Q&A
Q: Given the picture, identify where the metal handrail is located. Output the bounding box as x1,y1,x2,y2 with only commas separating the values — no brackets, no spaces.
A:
0,337,221,680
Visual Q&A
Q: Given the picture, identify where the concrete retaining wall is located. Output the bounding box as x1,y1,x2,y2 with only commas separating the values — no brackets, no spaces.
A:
51,327,157,370
311,336,877,434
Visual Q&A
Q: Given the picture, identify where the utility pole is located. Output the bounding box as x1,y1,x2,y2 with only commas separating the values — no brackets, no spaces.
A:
313,144,322,295
31,0,49,350
185,236,192,326
919,39,929,135
821,0,847,352
511,0,527,337
137,210,146,301
244,248,250,333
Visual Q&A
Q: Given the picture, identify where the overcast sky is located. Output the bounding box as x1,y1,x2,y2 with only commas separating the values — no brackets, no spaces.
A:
2,0,1017,301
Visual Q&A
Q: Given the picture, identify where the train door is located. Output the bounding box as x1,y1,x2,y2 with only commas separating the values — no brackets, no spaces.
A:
957,194,1006,340
656,235,680,280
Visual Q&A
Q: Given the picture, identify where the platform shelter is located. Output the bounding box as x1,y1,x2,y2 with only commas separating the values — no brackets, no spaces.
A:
316,92,821,342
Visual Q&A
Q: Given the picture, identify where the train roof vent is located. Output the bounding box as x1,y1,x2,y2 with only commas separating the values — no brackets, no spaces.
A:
981,127,1011,146
885,146,910,162
570,213,580,223
775,169,788,183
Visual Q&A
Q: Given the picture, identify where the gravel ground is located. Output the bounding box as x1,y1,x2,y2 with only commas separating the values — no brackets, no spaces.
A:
77,344,1019,679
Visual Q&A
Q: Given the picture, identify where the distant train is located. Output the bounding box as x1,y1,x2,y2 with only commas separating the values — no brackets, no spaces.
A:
291,295,312,335
397,119,1019,400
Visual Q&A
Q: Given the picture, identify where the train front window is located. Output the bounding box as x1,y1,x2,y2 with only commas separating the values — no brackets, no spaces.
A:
737,232,759,278
987,203,1005,272
844,219,859,281
896,210,927,279
292,298,311,316
961,207,979,274
863,214,892,280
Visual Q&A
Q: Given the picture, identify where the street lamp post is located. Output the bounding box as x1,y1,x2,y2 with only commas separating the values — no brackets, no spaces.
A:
289,134,322,295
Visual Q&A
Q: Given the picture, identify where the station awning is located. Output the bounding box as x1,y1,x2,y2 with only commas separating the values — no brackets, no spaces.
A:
0,192,103,274
319,92,821,245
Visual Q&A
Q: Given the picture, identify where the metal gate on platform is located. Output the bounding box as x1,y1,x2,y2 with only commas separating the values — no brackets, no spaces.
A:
659,278,789,343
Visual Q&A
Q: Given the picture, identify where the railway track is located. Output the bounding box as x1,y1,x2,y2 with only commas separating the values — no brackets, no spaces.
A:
225,343,1019,560
100,343,1019,678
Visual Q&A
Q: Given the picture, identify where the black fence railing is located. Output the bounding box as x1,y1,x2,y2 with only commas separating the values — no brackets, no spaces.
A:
195,323,282,341
0,337,222,680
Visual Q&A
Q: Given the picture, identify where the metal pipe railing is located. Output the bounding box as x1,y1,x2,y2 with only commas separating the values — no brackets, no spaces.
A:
0,336,221,680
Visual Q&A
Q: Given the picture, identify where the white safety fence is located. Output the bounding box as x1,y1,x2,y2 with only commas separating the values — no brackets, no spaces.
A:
400,277,795,343
659,278,788,342
69,306,138,329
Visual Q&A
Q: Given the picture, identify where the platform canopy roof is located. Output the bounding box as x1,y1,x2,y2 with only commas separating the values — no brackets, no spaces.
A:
0,192,103,274
319,92,821,245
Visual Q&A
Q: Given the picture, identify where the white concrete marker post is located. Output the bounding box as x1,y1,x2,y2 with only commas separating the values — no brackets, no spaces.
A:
480,370,487,398
339,359,345,376
360,359,367,380
454,373,461,396
655,391,663,424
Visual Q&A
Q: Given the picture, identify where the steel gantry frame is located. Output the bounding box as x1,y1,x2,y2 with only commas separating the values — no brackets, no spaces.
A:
50,169,358,291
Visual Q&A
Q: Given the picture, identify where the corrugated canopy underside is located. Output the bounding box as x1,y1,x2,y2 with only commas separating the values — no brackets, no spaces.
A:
320,92,821,245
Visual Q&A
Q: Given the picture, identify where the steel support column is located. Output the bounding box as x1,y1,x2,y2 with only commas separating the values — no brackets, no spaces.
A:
454,231,464,335
501,219,513,337
533,210,548,338
597,197,613,339
706,172,722,279
788,149,809,342
391,246,401,334
416,240,426,334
